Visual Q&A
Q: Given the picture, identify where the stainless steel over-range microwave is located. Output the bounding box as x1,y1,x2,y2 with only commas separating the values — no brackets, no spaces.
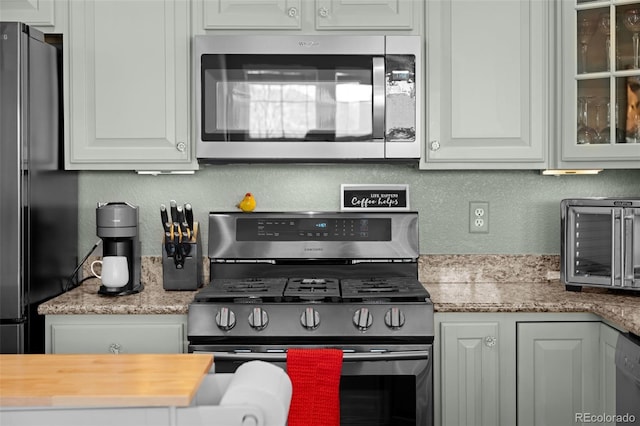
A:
561,198,640,292
193,35,421,162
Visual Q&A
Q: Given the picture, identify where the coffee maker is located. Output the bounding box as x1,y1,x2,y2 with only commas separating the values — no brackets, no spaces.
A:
96,202,143,296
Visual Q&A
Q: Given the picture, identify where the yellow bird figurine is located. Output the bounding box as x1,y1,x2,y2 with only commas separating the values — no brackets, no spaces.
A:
236,192,256,213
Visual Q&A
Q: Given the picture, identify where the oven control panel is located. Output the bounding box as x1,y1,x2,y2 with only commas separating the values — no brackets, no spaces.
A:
237,218,391,241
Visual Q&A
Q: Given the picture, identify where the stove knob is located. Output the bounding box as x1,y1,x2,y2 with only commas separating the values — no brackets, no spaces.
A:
248,307,269,331
384,307,406,329
215,307,236,331
300,307,320,330
353,308,373,331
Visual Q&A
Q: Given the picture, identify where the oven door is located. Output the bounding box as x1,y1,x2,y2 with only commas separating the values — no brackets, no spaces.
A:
190,344,432,426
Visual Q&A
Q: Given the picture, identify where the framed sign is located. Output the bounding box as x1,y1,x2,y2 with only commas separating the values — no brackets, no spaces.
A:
340,184,410,211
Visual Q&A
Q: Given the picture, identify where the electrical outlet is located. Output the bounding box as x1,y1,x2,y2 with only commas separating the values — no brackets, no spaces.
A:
469,202,489,233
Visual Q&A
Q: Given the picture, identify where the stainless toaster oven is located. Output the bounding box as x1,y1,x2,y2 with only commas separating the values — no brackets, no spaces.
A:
561,198,640,292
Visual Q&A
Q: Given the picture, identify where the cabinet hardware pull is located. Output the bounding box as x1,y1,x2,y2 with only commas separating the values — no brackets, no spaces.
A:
318,7,329,18
484,336,497,347
430,140,440,151
109,343,122,354
287,7,298,17
176,142,186,152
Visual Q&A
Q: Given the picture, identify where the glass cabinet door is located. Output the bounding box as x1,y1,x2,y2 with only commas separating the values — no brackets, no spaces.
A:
561,0,640,166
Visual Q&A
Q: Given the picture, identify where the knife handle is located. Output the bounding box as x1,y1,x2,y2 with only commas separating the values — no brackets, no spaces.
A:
184,203,194,230
169,200,178,224
160,204,169,230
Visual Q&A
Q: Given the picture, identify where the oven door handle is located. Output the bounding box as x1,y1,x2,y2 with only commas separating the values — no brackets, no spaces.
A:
195,350,429,362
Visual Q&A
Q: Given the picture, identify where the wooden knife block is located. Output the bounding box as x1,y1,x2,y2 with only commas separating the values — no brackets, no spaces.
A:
162,222,204,291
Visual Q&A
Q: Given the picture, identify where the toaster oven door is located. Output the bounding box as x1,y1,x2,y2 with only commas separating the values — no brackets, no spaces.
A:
565,206,639,289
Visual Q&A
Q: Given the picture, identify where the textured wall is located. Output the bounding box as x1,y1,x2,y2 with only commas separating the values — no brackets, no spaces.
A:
79,165,640,256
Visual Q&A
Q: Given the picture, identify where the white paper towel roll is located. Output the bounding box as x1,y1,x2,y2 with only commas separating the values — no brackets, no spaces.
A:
219,361,292,426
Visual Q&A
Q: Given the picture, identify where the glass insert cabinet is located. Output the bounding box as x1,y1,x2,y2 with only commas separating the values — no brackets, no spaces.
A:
561,0,640,165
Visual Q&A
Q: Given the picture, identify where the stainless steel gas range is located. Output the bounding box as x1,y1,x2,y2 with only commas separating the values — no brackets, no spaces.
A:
188,211,434,426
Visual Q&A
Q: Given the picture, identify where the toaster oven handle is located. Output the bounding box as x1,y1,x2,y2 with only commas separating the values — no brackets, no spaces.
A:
372,57,385,140
197,350,429,363
623,212,635,287
612,210,617,287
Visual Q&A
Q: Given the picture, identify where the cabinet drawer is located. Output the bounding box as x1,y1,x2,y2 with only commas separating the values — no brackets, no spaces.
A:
50,323,184,354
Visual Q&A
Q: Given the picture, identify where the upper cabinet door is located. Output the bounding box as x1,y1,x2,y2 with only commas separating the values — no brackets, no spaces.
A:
315,0,414,30
66,0,195,170
0,0,56,28
422,0,550,169
201,0,302,29
556,0,640,169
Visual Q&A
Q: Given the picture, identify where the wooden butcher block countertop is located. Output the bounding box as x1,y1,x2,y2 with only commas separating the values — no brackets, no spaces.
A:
0,353,213,407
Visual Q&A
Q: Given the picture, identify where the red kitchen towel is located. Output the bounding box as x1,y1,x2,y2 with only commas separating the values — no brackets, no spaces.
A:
286,348,343,426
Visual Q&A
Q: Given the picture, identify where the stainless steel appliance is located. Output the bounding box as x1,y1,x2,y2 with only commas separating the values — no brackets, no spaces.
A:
188,212,433,426
194,35,421,162
96,202,143,296
561,198,640,292
615,333,640,424
0,22,78,353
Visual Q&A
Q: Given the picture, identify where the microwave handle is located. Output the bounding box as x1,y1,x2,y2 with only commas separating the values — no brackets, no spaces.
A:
372,57,385,140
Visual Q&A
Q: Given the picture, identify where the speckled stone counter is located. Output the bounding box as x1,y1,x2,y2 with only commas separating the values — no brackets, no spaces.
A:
39,255,640,336
38,257,200,315
418,255,640,336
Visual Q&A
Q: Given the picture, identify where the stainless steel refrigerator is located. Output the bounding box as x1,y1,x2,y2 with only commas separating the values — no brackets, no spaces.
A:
0,22,78,353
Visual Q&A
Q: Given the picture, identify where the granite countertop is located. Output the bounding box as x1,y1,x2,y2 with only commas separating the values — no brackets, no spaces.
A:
38,257,199,315
39,255,640,335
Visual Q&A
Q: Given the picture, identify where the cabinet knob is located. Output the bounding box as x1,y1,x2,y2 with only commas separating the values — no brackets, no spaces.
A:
176,142,186,152
109,343,121,354
287,7,298,17
484,336,497,347
318,7,329,18
430,140,440,151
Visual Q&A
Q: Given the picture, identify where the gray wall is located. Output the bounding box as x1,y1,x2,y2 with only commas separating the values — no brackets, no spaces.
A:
79,166,640,256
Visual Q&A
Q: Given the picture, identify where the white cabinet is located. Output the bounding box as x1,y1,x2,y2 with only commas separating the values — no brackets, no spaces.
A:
45,315,188,354
555,0,640,169
435,313,620,426
436,315,516,426
66,0,196,171
0,0,58,29
200,0,302,30
196,0,417,32
517,322,600,426
421,0,551,169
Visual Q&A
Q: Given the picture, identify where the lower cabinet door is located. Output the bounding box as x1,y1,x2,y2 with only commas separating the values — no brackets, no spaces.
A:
46,315,187,354
439,321,501,426
517,322,600,426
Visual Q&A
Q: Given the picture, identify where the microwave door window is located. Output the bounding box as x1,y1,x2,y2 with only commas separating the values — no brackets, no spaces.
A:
201,55,374,142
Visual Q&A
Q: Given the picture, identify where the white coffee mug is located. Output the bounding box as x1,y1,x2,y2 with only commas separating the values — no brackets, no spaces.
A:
90,256,129,288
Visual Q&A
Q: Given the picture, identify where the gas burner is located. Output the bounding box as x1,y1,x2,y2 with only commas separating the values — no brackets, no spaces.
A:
284,277,341,301
341,277,429,301
194,278,288,302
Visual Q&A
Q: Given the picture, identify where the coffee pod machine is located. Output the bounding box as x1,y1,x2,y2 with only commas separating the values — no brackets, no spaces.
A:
96,202,143,296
